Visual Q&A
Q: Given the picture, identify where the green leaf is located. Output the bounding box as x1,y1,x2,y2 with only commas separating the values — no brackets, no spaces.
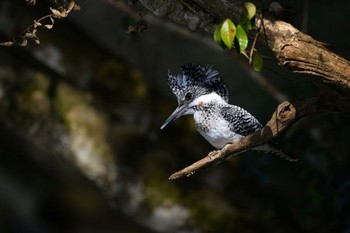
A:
220,19,236,49
252,51,263,71
240,14,252,31
213,23,222,46
240,2,256,31
244,2,256,20
235,24,248,53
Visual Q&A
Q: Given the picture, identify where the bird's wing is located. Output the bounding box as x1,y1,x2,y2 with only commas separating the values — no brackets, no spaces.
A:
220,105,263,136
220,105,297,161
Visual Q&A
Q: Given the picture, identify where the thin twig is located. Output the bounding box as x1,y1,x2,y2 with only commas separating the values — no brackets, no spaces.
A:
1,1,79,46
249,31,260,64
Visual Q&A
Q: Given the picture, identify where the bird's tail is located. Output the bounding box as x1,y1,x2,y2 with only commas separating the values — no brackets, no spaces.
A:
254,143,297,162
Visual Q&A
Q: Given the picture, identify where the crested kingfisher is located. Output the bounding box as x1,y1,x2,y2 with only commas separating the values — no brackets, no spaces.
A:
161,64,296,161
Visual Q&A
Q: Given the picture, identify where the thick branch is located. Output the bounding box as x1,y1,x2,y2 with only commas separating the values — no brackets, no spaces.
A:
259,19,350,93
169,95,329,179
138,0,350,96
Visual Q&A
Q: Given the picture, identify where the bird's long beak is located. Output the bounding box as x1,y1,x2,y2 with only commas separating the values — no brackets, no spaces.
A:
160,104,188,129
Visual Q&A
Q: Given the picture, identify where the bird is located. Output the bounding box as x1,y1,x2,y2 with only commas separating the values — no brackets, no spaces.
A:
160,64,296,161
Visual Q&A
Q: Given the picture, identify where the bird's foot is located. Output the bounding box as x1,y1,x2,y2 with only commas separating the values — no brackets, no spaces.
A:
207,150,220,160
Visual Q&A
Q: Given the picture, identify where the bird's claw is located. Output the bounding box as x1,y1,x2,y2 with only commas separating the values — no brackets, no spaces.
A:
208,150,220,160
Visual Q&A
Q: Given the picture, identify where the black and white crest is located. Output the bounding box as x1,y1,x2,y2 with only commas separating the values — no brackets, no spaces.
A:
167,64,229,103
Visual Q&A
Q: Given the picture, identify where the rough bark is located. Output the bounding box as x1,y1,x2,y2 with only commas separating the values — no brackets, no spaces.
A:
259,18,350,93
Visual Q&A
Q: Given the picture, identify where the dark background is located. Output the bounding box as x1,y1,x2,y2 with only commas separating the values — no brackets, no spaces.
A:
0,0,350,232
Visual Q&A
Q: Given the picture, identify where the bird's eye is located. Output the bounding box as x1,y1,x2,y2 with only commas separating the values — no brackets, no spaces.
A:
185,92,193,100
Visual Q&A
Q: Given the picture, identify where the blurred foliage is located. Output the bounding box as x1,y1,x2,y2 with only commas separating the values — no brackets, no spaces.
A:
0,0,350,233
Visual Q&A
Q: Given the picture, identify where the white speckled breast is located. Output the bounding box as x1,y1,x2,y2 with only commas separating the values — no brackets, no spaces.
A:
193,109,243,149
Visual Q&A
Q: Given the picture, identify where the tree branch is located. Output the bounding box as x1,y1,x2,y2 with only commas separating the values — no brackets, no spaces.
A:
137,0,350,94
169,94,332,179
259,18,350,92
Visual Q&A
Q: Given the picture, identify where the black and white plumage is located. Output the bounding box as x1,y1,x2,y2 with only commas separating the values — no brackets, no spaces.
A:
167,64,229,103
161,64,296,161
